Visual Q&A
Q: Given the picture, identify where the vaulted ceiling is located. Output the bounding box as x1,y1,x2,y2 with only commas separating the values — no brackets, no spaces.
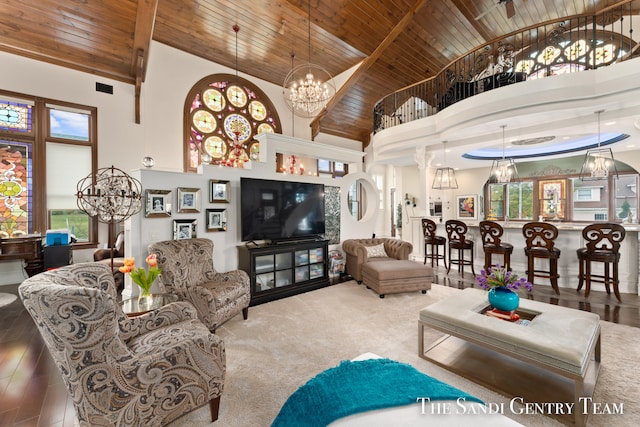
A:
0,0,633,145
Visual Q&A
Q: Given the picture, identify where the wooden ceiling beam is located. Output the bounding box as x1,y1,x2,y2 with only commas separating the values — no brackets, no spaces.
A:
310,0,430,141
131,0,159,124
449,0,495,42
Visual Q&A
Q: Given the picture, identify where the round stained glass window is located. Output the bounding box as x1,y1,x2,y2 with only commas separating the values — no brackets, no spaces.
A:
224,114,252,142
204,136,227,159
203,89,225,112
227,85,247,107
249,142,260,160
249,101,267,120
192,110,216,133
257,123,274,134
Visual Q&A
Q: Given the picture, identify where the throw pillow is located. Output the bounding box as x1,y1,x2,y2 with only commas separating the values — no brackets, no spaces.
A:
365,243,388,258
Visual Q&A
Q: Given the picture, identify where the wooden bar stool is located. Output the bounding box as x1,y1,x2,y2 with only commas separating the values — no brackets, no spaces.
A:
445,220,475,276
522,222,561,294
577,223,625,302
421,218,447,268
479,220,513,271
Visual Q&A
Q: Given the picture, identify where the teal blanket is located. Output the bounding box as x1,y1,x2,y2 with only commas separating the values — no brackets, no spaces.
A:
272,358,483,427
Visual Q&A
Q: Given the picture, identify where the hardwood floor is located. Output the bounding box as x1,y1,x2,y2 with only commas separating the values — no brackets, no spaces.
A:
1,270,639,426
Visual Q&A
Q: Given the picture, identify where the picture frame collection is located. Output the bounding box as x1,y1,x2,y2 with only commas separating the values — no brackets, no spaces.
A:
145,180,229,239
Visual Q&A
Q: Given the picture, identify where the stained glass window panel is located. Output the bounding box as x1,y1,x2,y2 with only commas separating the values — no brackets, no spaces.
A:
0,141,31,237
0,101,32,132
185,74,281,170
227,86,247,107
203,89,225,112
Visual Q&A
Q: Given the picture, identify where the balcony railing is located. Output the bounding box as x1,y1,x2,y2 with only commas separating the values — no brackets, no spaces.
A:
373,0,639,134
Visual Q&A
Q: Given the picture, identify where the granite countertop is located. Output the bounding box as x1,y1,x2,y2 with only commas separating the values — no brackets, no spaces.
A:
466,221,640,232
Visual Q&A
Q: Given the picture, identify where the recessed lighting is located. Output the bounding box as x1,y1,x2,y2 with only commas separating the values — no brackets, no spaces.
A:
627,144,635,148
445,149,451,153
605,121,616,126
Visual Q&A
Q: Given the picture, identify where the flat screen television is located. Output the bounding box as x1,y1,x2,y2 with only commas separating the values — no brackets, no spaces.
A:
240,177,325,242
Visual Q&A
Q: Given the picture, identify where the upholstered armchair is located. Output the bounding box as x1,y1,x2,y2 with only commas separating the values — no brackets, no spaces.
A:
93,230,125,289
18,262,225,427
342,238,413,283
148,238,250,332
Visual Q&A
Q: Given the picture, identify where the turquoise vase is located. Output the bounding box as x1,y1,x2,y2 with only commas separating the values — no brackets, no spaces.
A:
488,286,519,312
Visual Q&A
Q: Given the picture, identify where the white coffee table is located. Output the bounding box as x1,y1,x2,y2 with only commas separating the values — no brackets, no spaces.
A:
419,288,601,427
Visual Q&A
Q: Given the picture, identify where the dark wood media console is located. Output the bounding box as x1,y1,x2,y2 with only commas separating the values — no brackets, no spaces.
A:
238,239,330,306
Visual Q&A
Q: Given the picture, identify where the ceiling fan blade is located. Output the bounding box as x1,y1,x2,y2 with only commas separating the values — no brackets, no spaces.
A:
505,1,516,19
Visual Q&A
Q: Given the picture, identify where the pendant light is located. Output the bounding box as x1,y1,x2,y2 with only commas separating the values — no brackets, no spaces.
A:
488,125,519,184
579,110,618,181
282,0,336,118
432,141,458,190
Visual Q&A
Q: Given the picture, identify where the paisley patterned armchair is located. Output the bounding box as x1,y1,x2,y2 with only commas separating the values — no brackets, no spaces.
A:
148,238,250,332
18,262,225,426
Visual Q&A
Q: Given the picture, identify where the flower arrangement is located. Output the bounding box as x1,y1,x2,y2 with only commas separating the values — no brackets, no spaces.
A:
476,264,533,292
119,254,161,296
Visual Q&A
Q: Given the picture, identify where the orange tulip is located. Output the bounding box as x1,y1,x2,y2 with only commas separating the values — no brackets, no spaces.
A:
123,257,136,267
119,264,133,273
146,254,158,268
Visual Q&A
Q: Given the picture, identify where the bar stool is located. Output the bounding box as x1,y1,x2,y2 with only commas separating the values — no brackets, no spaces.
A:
577,223,625,302
421,218,447,268
522,222,561,294
479,220,513,271
445,220,475,276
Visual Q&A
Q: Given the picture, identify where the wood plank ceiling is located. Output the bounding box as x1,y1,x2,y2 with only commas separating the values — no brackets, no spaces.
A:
0,0,631,145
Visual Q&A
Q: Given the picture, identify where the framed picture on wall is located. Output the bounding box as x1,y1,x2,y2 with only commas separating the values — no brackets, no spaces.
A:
209,180,230,203
145,189,172,218
206,208,227,232
456,194,478,220
177,187,200,213
173,219,197,240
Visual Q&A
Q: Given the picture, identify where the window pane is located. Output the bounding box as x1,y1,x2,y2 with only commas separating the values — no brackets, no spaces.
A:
488,184,504,218
49,108,89,141
49,209,90,241
46,142,92,241
571,178,609,221
507,181,533,220
615,175,638,222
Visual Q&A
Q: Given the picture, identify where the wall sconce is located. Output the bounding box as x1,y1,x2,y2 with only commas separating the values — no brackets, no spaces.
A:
405,193,411,205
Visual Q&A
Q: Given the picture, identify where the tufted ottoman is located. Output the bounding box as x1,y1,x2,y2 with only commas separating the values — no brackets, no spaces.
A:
361,260,433,298
419,288,601,426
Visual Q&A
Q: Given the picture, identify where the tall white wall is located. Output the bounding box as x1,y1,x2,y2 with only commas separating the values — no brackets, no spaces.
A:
0,41,377,286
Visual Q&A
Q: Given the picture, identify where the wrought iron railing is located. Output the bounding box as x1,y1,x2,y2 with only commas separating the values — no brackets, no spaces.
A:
373,0,639,134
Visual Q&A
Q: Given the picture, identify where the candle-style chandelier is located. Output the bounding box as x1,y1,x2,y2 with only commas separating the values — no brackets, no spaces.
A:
76,166,142,271
282,0,335,118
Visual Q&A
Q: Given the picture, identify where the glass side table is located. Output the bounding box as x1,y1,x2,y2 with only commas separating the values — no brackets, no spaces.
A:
121,293,179,317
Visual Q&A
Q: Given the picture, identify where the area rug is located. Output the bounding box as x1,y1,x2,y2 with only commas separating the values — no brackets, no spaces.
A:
168,282,639,427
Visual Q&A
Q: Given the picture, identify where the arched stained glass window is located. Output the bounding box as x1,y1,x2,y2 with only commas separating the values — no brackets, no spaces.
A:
513,30,630,79
184,74,281,172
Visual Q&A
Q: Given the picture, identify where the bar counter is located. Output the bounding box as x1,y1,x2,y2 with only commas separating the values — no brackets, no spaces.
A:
410,218,639,296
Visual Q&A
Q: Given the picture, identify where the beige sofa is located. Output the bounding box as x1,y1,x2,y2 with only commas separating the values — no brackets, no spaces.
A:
342,238,413,283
